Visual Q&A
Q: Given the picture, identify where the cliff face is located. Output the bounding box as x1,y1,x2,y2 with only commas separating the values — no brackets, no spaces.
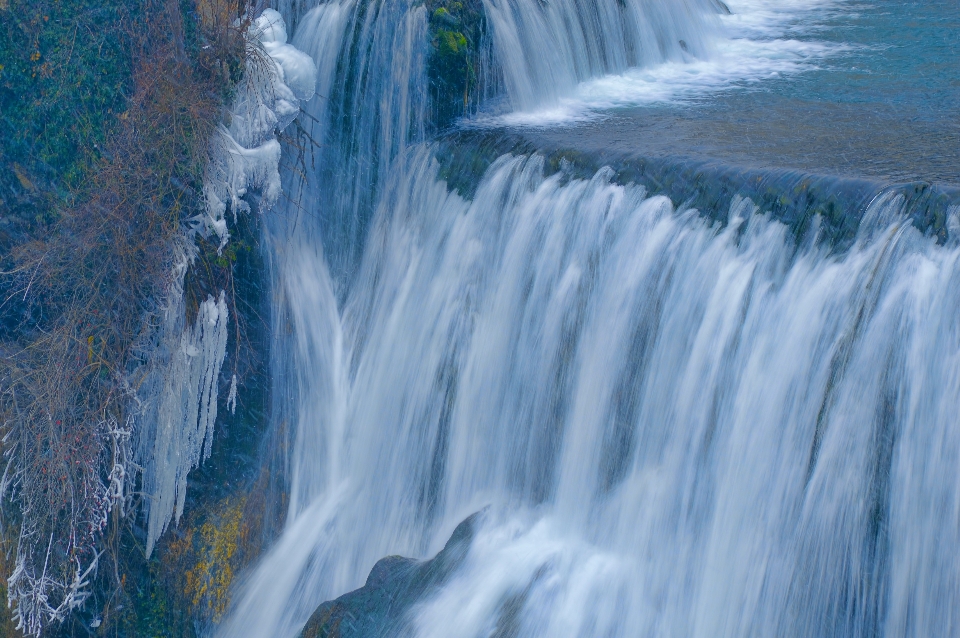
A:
426,0,490,130
0,1,293,634
101,207,282,637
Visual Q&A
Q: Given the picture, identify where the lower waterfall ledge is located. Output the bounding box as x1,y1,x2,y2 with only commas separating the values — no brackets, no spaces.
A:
434,129,960,253
300,512,483,638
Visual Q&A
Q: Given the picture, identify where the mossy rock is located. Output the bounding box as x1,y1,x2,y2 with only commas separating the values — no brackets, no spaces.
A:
426,0,486,130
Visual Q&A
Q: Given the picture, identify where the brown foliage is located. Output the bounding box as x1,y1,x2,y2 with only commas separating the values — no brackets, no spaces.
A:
0,0,251,632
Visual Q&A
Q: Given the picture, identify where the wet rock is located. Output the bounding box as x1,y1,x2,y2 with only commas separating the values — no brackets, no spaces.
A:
712,0,732,14
426,0,487,130
300,512,483,638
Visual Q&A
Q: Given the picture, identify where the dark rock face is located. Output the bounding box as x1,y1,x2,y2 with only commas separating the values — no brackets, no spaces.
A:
300,512,482,638
426,0,489,130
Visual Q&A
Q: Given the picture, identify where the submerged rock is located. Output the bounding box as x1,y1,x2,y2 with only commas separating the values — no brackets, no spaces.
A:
300,512,482,638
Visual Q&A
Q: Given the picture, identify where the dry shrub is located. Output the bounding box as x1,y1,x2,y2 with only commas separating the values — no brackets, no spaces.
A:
0,0,254,633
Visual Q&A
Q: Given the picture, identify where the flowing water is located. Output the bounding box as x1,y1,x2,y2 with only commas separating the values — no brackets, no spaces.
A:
217,0,960,635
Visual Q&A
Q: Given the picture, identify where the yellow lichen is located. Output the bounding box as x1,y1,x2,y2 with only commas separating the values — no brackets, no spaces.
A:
184,497,247,622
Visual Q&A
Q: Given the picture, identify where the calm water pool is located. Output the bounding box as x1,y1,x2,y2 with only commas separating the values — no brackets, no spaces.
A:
516,0,960,184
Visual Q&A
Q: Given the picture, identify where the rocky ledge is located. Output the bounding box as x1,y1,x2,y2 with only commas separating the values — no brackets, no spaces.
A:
300,512,482,638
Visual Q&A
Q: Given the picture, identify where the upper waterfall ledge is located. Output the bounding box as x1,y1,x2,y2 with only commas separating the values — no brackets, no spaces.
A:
433,130,960,252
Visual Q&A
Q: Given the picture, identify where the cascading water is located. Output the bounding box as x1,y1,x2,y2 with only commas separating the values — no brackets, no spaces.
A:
217,0,960,636
481,0,715,110
277,0,431,286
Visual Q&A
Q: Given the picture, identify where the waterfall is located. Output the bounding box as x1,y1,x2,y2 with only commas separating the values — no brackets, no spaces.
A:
222,144,960,636
216,0,960,636
482,0,717,110
280,0,431,287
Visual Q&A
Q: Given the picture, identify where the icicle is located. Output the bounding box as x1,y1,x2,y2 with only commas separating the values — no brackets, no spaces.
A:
136,288,230,556
128,9,315,558
227,374,238,415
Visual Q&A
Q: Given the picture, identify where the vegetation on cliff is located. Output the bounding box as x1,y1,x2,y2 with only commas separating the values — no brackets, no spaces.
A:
0,0,280,634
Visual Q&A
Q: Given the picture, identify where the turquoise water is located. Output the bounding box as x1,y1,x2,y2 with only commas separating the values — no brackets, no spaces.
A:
518,0,960,184
795,0,958,117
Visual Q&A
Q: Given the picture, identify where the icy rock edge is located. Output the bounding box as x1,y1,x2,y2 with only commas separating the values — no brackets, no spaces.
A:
136,9,316,558
203,8,318,250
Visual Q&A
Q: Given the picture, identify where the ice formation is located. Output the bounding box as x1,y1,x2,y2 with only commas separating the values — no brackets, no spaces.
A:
227,373,238,415
137,279,230,556
136,10,316,556
8,542,101,636
202,8,317,249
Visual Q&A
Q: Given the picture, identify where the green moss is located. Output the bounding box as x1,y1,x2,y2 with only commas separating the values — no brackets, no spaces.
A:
0,0,132,209
426,0,485,130
437,29,467,55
